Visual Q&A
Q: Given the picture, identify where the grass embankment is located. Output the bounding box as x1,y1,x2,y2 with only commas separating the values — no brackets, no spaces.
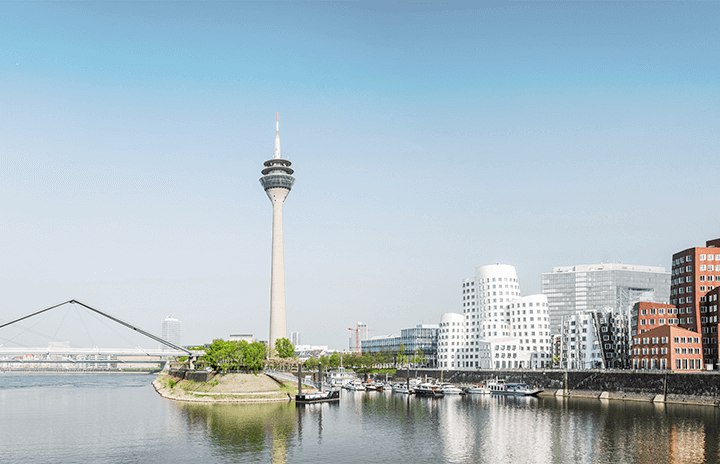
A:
153,372,311,403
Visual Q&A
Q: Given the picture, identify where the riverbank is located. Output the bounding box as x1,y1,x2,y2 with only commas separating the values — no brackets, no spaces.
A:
153,372,307,403
390,368,720,407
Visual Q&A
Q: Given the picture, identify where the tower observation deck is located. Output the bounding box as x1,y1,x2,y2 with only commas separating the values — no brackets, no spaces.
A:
259,113,296,350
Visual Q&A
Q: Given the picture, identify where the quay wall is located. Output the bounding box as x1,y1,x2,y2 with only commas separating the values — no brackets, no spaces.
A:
388,369,720,405
168,369,215,383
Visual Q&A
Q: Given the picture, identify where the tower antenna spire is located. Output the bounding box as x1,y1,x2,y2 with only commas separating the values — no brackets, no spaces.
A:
259,112,296,350
274,113,281,159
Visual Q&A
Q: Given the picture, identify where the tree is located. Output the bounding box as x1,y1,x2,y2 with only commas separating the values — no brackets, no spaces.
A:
304,357,318,370
411,348,426,367
397,344,408,367
329,351,341,368
275,338,295,358
202,339,234,371
242,342,266,374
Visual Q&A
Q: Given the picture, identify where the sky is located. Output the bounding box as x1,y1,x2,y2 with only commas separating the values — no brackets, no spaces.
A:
0,1,718,350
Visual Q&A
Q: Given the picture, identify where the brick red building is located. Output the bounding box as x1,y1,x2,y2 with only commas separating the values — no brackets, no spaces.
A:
631,324,703,371
633,301,678,336
670,238,720,334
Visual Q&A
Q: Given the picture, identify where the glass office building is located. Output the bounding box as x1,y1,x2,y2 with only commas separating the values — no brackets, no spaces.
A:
542,263,670,335
361,324,439,367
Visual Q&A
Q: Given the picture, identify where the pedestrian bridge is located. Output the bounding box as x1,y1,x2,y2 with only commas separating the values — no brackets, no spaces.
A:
0,299,201,368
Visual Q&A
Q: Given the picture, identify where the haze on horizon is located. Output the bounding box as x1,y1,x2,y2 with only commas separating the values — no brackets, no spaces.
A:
0,1,718,350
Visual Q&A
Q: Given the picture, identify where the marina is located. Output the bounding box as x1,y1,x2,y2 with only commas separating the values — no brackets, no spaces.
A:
2,373,719,464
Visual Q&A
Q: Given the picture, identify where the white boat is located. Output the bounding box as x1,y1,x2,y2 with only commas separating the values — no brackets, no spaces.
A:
344,379,366,391
414,383,445,398
391,382,411,394
488,379,542,396
327,367,356,388
464,384,491,395
439,383,462,395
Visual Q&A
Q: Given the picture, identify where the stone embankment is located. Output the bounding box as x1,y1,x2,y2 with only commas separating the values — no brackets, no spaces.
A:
390,369,720,406
153,370,303,403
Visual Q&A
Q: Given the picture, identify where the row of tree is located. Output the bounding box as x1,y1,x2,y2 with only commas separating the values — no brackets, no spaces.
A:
302,345,427,370
195,337,296,373
194,339,427,373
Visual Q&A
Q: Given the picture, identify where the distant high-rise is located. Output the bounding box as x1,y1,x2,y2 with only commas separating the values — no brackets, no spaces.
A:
290,331,300,347
161,316,181,350
349,322,368,352
259,113,296,350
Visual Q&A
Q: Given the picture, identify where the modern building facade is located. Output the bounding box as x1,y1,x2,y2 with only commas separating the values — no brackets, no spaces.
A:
701,287,720,369
542,263,670,335
558,309,630,369
631,325,703,371
670,238,720,334
558,312,602,369
361,324,439,367
455,264,552,369
437,313,465,369
259,113,296,350
594,309,630,368
161,317,181,350
632,302,679,336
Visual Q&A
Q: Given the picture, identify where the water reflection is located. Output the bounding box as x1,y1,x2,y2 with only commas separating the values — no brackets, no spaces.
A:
173,392,720,464
179,402,296,463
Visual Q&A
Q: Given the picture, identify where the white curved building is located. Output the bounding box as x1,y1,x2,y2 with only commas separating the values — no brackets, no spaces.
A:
437,313,465,369
456,264,551,369
508,294,551,367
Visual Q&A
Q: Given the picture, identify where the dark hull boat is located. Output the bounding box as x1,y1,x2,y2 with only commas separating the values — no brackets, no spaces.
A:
295,389,341,404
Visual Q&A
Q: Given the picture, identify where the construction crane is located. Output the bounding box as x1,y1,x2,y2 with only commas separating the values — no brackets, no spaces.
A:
347,323,377,354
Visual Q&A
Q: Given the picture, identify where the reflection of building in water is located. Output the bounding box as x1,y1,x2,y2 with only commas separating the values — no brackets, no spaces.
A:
473,396,555,462
437,396,474,461
667,422,706,463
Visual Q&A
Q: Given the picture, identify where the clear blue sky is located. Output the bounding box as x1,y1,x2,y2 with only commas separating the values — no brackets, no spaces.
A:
1,1,718,350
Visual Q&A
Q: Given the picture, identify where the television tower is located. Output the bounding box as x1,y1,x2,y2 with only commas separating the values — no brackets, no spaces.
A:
259,113,296,350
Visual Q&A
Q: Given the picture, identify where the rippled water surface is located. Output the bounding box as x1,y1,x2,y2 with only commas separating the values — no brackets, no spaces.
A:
1,374,719,463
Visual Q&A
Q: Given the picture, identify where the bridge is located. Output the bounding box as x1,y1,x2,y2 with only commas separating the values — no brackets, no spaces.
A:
0,299,202,370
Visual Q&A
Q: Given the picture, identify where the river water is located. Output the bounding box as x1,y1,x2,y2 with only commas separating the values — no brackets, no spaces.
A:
1,374,718,463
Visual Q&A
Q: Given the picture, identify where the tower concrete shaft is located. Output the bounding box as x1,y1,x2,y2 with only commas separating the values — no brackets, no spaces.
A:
259,114,295,350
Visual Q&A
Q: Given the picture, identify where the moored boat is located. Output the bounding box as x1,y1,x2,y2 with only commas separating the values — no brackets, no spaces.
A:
463,383,491,395
327,367,356,388
488,379,542,396
439,382,462,395
296,389,341,404
414,382,445,398
391,382,411,394
344,379,366,391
